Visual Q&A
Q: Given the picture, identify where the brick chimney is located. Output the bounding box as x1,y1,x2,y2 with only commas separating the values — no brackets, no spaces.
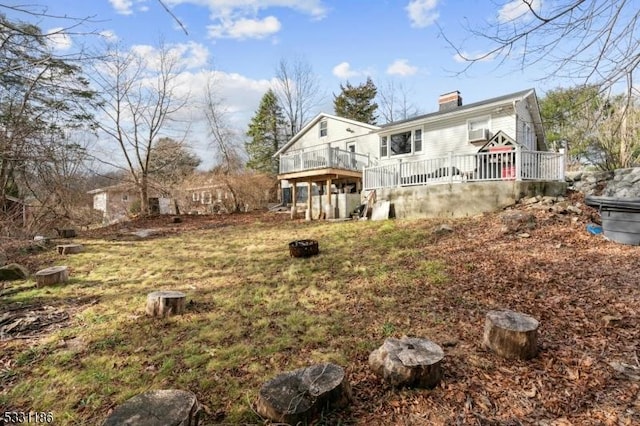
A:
438,91,462,112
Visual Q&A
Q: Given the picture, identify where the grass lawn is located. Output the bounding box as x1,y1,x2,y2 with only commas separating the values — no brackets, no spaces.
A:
1,205,639,425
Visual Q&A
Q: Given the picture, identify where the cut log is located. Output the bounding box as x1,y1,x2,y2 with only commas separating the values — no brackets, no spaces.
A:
57,244,83,255
35,266,69,287
102,389,200,426
369,336,444,388
483,309,539,360
255,363,352,425
145,291,186,317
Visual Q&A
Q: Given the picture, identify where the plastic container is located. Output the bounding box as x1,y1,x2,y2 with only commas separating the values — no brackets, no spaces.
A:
585,196,640,245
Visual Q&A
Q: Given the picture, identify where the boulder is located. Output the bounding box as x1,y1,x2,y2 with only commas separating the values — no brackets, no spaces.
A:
0,263,29,281
500,211,536,234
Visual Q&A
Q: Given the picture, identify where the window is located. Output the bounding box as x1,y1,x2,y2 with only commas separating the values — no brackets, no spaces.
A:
390,131,412,156
347,143,356,153
380,136,388,157
523,123,533,148
202,192,212,204
122,194,128,202
319,120,327,137
192,192,199,202
414,129,422,152
468,117,490,141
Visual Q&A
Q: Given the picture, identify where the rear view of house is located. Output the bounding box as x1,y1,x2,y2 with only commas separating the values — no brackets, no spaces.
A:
274,88,566,219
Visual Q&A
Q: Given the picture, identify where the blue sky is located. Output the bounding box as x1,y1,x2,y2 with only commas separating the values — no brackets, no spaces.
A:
6,0,562,167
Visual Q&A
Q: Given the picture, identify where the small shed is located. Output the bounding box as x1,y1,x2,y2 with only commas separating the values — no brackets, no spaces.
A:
88,183,174,224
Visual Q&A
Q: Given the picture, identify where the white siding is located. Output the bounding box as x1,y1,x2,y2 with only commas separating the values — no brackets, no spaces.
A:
93,192,107,212
378,108,518,165
515,99,535,150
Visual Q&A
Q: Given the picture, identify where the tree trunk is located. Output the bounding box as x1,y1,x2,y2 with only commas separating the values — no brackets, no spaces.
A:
140,173,149,215
145,291,186,317
35,266,69,287
255,363,352,425
103,389,200,426
483,309,539,360
369,336,444,388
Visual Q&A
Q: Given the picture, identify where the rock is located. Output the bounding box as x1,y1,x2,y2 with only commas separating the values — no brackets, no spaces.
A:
540,196,557,205
369,336,444,388
566,205,582,215
483,310,539,360
433,224,454,235
521,196,539,206
516,233,530,238
103,389,200,426
500,211,536,234
565,171,583,182
0,263,29,281
255,363,352,425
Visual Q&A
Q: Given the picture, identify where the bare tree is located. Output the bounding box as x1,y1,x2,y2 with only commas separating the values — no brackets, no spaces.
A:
88,42,188,215
444,1,639,97
203,76,246,212
377,79,421,124
273,56,323,139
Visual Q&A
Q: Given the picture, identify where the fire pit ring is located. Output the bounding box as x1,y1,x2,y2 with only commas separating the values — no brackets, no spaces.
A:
289,239,319,258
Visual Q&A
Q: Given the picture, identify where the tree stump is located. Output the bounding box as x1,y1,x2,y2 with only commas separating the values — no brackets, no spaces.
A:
35,266,69,287
255,363,352,424
145,291,186,317
483,309,539,360
102,389,200,426
57,244,83,255
369,336,444,388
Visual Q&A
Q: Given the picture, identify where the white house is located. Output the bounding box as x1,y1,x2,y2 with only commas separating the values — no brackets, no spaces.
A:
275,88,566,219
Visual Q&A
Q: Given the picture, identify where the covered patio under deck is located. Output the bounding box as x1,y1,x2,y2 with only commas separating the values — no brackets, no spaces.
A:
278,168,363,220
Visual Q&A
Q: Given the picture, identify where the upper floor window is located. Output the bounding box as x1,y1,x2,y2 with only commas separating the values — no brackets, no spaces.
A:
319,120,328,137
122,194,129,202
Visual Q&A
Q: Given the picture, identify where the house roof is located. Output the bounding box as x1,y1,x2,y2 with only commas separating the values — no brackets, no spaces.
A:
381,88,536,129
274,112,381,157
87,183,137,195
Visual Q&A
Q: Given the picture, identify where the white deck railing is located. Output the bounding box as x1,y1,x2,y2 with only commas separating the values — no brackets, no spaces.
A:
280,146,370,174
363,149,565,190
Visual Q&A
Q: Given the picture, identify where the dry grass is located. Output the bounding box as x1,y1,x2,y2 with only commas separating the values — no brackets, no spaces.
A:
1,206,639,425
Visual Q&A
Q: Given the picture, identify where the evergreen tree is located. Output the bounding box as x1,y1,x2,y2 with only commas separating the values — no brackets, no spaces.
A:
246,89,286,175
333,77,378,124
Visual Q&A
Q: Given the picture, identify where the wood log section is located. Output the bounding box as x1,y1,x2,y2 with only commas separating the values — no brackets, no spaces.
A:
102,389,200,426
34,266,69,288
483,309,539,360
145,291,186,317
369,336,444,388
57,244,83,255
255,363,352,424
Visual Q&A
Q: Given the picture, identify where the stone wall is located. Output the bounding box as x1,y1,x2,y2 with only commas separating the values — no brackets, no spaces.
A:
567,167,640,198
375,180,567,219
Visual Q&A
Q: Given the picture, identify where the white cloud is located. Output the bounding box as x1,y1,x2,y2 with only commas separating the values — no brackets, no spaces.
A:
386,59,418,76
109,0,134,15
498,0,543,23
46,28,72,51
99,30,119,42
131,42,210,71
208,16,281,40
332,62,360,79
406,0,439,28
166,0,328,20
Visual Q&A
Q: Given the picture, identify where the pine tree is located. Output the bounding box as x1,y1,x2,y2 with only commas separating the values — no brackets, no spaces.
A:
333,77,378,124
246,89,286,175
